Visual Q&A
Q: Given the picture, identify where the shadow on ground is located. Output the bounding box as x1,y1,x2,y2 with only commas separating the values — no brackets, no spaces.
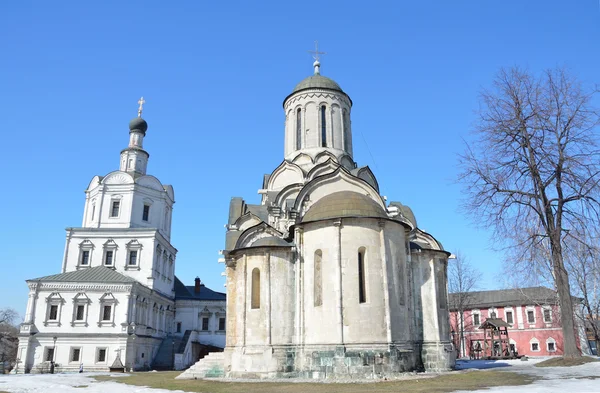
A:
455,360,512,370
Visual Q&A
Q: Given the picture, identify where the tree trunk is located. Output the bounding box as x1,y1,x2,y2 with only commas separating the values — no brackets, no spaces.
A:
553,250,580,357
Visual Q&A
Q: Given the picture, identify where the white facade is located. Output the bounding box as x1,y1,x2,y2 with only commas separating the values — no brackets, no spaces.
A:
17,113,225,373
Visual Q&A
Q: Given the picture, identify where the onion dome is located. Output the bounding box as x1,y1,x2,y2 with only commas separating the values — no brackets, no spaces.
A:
129,117,148,134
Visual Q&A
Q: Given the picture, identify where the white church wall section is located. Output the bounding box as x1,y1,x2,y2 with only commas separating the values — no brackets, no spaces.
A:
62,230,176,297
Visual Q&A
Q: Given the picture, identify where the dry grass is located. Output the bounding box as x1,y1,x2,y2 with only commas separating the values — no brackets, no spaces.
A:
94,370,535,393
535,356,599,368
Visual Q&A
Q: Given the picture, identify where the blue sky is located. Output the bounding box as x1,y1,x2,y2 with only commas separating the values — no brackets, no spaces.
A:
1,1,599,317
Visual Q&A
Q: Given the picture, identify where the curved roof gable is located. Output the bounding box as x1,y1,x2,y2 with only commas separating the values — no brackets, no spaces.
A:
302,191,387,223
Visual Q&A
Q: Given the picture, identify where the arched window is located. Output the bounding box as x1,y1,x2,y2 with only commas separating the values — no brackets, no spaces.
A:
321,105,327,147
358,247,366,303
314,250,322,306
343,108,350,152
296,108,302,150
251,268,260,309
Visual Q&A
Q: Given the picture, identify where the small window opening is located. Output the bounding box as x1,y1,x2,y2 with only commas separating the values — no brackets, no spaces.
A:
76,305,85,320
71,348,81,362
97,348,106,362
110,201,120,217
202,317,209,331
296,108,302,150
314,250,323,306
543,309,552,323
129,250,138,266
473,313,480,326
321,105,327,147
358,248,366,303
49,305,58,320
527,310,535,323
219,317,226,331
142,204,150,221
102,305,112,321
176,322,182,333
506,311,513,324
251,268,261,309
80,250,90,265
104,250,113,266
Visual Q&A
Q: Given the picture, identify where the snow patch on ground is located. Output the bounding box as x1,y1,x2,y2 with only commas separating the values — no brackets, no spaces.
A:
0,372,190,393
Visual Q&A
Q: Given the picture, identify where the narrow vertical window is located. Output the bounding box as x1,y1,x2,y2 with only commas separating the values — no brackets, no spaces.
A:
321,105,327,147
91,204,96,220
76,305,85,321
176,322,182,333
219,317,226,331
104,250,114,266
358,248,366,303
81,250,90,266
202,317,209,331
296,108,302,150
102,305,112,321
49,305,58,320
506,311,513,324
251,268,260,309
314,250,322,306
129,250,138,266
97,348,106,362
343,109,350,152
142,204,150,221
110,201,120,217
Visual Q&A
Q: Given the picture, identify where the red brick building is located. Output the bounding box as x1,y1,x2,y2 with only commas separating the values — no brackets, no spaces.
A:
449,287,587,358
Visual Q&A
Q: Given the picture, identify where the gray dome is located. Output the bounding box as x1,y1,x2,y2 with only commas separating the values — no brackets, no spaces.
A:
302,191,387,222
292,74,344,94
251,236,291,247
129,117,148,134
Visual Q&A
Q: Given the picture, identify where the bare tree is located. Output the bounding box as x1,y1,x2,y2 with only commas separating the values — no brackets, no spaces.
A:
0,308,19,372
458,66,600,358
448,251,481,358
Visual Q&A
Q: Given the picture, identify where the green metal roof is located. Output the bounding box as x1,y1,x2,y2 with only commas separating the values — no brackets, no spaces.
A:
292,74,344,94
302,191,387,222
29,266,136,283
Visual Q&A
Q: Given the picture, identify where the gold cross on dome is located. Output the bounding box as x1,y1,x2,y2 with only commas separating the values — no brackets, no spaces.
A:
308,40,326,61
137,97,145,117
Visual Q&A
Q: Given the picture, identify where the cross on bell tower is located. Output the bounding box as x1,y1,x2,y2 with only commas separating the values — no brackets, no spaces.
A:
308,41,326,75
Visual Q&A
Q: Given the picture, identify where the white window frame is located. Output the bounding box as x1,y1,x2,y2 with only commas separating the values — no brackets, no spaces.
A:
71,292,90,327
69,346,82,363
542,306,553,323
199,307,212,333
109,196,123,218
125,239,142,270
142,199,153,222
44,346,55,362
546,337,557,352
504,307,514,325
98,292,117,327
44,292,64,327
216,307,226,334
488,307,498,319
530,338,541,352
95,347,108,363
471,309,481,328
526,306,536,324
102,239,118,268
78,240,94,268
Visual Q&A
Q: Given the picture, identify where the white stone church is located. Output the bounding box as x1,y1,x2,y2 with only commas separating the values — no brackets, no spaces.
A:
16,107,226,373
181,59,455,379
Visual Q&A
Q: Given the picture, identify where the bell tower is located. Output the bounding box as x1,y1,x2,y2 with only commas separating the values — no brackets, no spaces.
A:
282,47,354,169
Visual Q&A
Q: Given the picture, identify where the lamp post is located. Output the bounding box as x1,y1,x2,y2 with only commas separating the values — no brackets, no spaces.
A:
50,336,57,374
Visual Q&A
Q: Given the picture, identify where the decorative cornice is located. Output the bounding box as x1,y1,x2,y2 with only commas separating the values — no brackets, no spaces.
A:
39,283,133,292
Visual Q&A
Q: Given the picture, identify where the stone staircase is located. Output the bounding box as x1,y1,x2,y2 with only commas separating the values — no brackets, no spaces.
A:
175,351,225,379
152,336,184,370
